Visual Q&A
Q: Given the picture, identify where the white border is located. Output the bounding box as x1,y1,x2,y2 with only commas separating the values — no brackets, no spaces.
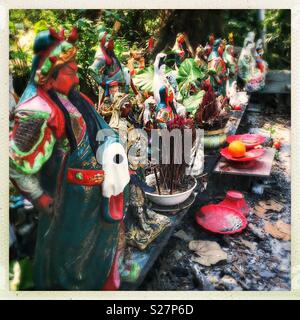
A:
0,0,299,300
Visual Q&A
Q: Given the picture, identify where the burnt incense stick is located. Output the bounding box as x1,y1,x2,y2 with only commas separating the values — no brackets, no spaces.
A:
154,167,161,195
170,167,174,195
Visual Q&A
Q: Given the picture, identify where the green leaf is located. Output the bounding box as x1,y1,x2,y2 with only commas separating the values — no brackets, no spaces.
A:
133,66,155,92
133,65,174,93
182,90,205,114
176,59,207,97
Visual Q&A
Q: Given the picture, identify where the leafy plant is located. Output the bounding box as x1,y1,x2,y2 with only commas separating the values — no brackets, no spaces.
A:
264,10,291,69
9,258,34,291
33,20,48,34
114,37,131,64
176,58,207,100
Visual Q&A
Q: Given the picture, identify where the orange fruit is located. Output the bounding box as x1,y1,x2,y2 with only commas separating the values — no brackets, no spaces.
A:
228,141,246,158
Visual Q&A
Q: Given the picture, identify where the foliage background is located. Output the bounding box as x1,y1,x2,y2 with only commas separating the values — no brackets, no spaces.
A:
9,9,291,99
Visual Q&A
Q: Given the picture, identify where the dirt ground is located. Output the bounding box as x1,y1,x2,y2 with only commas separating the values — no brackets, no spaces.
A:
140,109,291,291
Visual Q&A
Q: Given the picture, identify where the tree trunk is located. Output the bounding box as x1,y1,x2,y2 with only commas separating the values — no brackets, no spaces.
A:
152,10,225,57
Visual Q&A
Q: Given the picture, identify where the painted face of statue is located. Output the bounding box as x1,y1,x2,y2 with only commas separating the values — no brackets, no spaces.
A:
177,33,185,44
120,101,132,118
50,61,79,95
218,41,226,56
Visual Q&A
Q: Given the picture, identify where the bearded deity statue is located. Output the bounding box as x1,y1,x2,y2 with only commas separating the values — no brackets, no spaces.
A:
9,27,130,290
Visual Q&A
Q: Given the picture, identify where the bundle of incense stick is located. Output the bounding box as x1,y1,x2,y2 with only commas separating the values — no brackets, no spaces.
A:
152,116,196,195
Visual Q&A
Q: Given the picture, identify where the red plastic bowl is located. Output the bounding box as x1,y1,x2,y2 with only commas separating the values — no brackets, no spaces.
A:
219,190,250,217
226,134,266,149
195,204,248,235
220,147,265,162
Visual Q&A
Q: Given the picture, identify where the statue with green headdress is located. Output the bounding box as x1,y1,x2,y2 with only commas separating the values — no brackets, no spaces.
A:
9,27,130,290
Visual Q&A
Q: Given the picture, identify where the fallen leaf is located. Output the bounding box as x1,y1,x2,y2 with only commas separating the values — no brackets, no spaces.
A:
258,200,284,212
275,220,291,238
189,240,227,266
264,220,291,241
254,205,267,218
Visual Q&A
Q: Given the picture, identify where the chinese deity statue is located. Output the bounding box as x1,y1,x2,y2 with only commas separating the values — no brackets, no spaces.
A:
238,32,266,92
9,28,130,290
228,32,234,45
207,38,227,96
143,96,157,133
89,27,128,94
107,92,143,149
194,44,207,68
89,28,139,114
204,33,215,57
223,34,238,89
172,32,194,67
255,39,268,74
127,49,145,76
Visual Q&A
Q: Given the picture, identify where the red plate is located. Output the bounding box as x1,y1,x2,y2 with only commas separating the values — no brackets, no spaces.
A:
195,204,248,235
226,134,266,149
220,147,265,162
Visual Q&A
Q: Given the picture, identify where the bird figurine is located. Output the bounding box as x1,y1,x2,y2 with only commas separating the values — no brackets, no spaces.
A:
153,52,185,117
